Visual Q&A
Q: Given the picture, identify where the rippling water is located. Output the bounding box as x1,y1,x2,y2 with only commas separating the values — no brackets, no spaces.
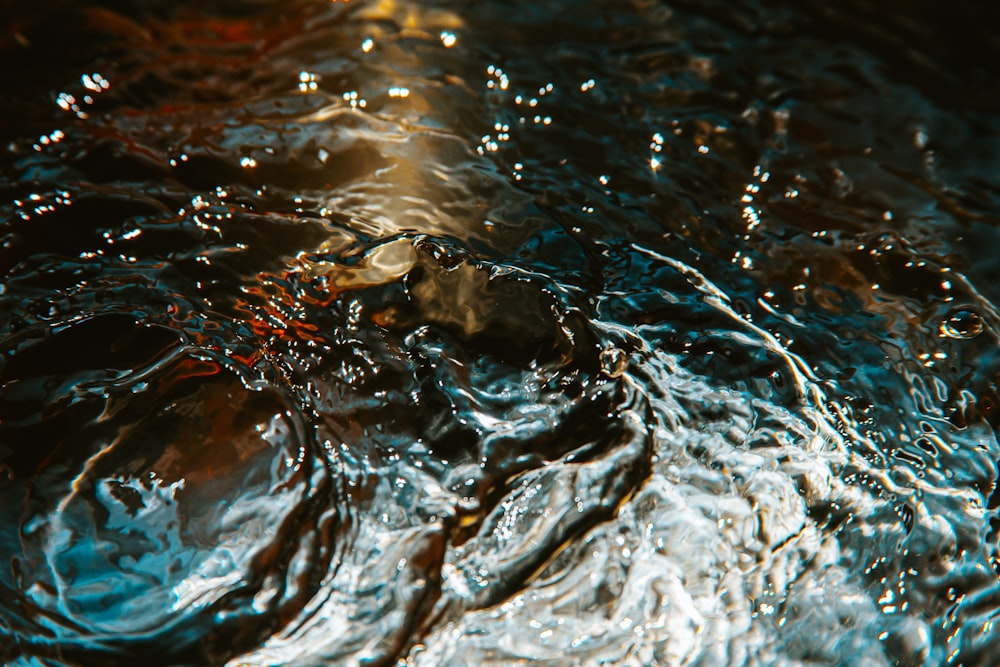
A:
1,1,999,665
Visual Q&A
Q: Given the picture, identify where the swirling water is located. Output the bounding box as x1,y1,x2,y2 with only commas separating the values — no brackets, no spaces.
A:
0,1,999,665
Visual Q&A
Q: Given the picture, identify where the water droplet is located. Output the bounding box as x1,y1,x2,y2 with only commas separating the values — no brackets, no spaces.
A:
939,308,984,340
599,346,628,378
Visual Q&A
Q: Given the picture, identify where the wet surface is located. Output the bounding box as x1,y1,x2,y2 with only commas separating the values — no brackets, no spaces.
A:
1,0,999,664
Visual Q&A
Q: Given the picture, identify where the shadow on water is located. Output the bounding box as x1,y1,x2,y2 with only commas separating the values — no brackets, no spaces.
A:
1,0,999,665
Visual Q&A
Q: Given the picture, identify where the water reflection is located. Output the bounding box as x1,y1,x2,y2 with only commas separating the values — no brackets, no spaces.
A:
1,0,999,665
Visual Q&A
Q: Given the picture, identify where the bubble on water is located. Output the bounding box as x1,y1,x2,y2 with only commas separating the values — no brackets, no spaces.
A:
600,346,628,378
939,308,984,340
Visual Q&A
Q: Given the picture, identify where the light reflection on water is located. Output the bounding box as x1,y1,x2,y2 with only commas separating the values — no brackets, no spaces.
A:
0,0,999,665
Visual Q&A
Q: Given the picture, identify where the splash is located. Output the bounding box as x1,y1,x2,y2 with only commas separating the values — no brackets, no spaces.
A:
1,1,999,665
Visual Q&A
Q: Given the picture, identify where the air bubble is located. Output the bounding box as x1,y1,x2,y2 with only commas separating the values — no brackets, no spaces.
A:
600,347,628,378
939,308,984,340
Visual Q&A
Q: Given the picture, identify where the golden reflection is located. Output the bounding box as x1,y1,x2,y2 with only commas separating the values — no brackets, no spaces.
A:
356,0,464,32
304,238,418,290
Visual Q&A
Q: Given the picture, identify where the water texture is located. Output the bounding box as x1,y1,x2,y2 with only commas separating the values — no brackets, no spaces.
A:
1,0,999,665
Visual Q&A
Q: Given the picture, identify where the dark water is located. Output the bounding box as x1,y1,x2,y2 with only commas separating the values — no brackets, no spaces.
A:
1,0,999,664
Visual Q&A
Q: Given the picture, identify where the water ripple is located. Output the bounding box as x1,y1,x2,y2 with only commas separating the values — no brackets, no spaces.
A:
1,1,999,665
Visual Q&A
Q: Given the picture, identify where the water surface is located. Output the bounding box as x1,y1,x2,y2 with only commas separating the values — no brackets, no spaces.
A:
1,1,999,665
